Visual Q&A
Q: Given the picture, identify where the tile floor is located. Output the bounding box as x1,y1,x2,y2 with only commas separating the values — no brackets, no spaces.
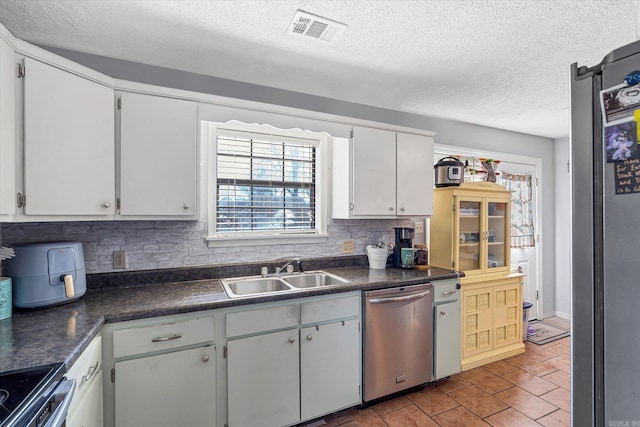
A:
305,319,571,427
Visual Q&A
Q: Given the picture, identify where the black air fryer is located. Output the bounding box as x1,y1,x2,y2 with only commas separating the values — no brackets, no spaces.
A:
392,227,414,268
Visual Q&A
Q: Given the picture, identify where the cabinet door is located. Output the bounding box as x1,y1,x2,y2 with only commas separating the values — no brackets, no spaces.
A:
434,301,461,380
461,286,493,358
23,58,115,215
67,371,103,427
227,329,299,427
119,92,197,216
300,319,360,421
493,282,521,349
396,133,433,216
352,126,396,215
0,38,14,215
115,346,215,427
456,197,484,274
485,198,510,273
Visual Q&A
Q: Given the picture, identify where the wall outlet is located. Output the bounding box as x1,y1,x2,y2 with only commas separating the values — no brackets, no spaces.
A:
414,221,425,234
342,240,355,254
113,250,126,269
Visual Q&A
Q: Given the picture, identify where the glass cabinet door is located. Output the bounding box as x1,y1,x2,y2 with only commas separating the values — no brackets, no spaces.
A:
486,200,508,271
457,199,482,272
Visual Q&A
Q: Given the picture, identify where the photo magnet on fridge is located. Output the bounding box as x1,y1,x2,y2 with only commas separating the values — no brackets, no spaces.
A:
601,82,640,124
605,121,639,162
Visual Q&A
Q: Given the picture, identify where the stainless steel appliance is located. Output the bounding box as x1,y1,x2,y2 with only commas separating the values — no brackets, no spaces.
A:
4,242,86,308
0,363,75,427
571,41,640,425
391,227,414,268
434,157,464,187
363,283,433,402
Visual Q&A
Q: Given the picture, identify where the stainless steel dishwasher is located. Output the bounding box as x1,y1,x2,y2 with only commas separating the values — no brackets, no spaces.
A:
363,283,433,402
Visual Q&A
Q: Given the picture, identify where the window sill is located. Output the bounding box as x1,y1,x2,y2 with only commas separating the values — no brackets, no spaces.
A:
206,233,329,248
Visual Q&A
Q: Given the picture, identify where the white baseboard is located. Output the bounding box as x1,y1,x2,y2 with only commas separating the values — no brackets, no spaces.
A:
553,311,571,320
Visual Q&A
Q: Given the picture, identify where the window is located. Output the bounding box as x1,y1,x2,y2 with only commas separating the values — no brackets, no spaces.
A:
207,122,328,244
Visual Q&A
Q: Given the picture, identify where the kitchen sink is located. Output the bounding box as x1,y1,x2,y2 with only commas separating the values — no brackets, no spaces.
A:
220,271,349,298
221,277,293,298
281,271,349,289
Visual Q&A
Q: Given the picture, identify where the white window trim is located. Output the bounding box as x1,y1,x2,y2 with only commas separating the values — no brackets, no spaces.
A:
206,120,330,247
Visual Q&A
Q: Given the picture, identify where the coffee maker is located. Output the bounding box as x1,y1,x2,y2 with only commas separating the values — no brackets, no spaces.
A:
392,227,414,268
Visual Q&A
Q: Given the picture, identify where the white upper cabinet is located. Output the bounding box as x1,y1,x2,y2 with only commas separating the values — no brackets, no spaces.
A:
333,126,434,218
118,92,197,217
23,58,115,215
396,132,434,215
0,37,14,216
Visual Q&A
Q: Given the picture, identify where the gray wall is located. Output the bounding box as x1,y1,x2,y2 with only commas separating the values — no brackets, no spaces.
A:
4,46,556,314
554,137,572,317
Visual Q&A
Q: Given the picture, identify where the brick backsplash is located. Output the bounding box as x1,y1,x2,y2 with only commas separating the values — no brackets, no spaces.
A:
0,219,415,274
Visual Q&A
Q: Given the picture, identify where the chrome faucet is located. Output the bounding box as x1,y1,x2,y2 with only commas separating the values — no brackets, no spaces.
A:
263,258,304,276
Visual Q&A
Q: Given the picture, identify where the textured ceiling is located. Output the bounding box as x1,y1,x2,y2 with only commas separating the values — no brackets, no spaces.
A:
0,0,638,139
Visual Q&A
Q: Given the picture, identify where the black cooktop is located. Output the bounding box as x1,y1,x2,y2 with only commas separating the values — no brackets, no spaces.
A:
0,363,64,426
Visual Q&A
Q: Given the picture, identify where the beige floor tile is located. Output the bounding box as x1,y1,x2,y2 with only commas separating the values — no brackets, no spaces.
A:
351,408,388,427
407,386,459,416
494,386,558,419
447,385,508,418
537,409,571,427
545,355,571,373
435,375,471,393
458,367,514,394
431,406,490,427
484,408,542,427
501,369,559,395
371,396,413,416
482,359,520,376
541,370,571,390
381,405,438,427
504,354,558,377
540,387,571,413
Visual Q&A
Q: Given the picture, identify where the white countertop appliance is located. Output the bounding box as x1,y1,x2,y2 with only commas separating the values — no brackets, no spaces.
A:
4,241,87,308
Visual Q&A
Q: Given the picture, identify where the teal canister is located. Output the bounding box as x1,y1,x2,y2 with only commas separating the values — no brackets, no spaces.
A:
0,277,11,320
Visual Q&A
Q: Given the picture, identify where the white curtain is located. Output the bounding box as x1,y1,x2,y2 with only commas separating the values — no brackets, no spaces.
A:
502,172,536,248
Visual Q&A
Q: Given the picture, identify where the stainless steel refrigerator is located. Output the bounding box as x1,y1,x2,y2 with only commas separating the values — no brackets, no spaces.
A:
572,39,640,426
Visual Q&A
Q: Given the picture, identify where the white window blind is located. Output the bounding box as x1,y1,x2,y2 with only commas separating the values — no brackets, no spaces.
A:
216,129,318,235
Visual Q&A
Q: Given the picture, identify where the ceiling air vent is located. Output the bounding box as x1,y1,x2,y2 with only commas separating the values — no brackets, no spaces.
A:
287,10,348,42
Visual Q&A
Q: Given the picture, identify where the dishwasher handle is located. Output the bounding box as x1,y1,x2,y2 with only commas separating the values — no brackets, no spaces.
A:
369,290,431,304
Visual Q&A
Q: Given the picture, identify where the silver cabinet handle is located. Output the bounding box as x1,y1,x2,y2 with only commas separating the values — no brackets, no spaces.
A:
289,337,295,343
103,202,111,208
183,204,190,210
369,291,431,304
306,335,313,341
441,290,457,296
400,207,405,212
389,207,394,211
81,361,99,384
440,311,446,316
202,355,209,363
151,334,182,343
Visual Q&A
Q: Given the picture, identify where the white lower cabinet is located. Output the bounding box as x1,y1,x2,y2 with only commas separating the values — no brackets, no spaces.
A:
300,319,360,421
67,335,103,427
225,292,361,427
227,329,300,427
115,346,216,427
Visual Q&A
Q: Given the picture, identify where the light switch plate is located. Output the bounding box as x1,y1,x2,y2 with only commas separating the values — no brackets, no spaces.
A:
342,240,355,254
113,250,126,269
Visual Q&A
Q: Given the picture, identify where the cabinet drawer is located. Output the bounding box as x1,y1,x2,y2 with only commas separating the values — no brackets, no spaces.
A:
433,279,459,303
67,335,102,415
226,304,298,338
113,317,214,358
301,294,360,325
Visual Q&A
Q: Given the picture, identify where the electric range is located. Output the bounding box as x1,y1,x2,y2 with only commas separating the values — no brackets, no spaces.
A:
0,362,75,427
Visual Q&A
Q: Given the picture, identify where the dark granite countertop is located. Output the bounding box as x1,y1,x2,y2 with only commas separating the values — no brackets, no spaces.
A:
0,264,459,373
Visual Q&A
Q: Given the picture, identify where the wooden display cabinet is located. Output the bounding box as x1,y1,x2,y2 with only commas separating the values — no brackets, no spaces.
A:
430,182,525,370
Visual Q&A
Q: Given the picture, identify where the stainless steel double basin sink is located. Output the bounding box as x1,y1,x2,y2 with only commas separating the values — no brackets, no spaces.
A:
220,271,349,298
